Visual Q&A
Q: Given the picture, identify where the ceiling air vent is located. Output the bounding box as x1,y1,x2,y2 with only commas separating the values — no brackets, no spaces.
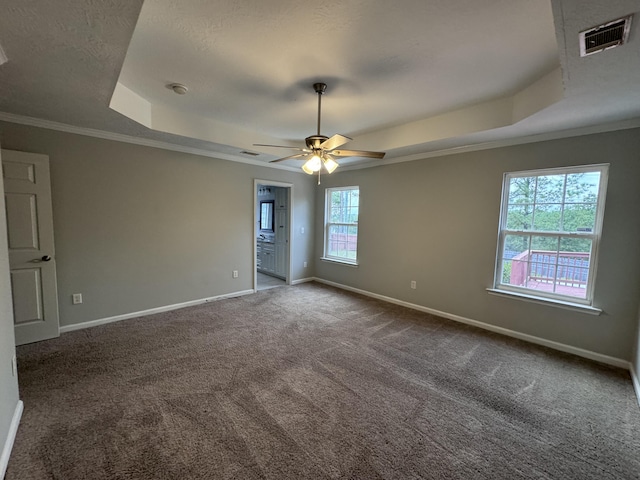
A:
579,15,633,57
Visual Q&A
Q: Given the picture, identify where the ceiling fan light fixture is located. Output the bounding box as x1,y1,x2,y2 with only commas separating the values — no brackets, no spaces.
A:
261,82,384,184
323,156,339,174
302,155,322,174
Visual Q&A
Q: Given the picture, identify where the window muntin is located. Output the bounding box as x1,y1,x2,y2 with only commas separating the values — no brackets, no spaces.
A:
495,165,608,304
324,186,359,263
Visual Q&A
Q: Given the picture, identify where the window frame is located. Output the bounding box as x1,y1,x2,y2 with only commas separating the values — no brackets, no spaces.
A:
323,186,360,265
493,164,609,306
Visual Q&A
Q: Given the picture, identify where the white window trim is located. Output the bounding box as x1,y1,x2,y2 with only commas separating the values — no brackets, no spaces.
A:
324,186,359,265
493,163,609,307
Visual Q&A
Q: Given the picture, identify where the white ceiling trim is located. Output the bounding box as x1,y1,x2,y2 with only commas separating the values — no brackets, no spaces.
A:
339,117,640,171
0,111,301,173
3,111,639,176
349,68,564,152
110,81,296,156
111,67,565,159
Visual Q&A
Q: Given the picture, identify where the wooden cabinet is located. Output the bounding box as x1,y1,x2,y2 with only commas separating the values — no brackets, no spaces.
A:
275,209,287,244
275,243,286,276
257,241,276,274
256,242,262,270
261,243,275,273
274,209,288,276
275,187,287,210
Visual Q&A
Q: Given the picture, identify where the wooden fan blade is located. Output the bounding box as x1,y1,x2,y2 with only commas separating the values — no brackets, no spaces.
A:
330,149,386,159
320,134,352,151
269,153,309,163
254,143,309,152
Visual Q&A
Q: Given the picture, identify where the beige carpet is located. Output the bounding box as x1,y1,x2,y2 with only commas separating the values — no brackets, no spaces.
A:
7,282,640,479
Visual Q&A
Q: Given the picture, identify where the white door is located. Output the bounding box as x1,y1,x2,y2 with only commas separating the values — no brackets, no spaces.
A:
2,150,60,345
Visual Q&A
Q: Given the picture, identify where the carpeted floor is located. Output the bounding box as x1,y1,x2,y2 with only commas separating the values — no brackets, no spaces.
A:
6,282,640,479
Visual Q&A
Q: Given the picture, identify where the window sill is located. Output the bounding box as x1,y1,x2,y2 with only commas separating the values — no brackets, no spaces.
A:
486,288,602,315
320,257,359,267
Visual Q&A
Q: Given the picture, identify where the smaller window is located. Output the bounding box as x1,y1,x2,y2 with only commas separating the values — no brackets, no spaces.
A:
324,186,359,264
494,164,608,305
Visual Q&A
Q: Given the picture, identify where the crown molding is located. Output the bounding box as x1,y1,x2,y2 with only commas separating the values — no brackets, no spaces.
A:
338,117,640,172
2,111,639,176
0,112,302,173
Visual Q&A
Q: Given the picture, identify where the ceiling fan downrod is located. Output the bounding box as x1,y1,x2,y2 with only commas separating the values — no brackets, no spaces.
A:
313,82,327,136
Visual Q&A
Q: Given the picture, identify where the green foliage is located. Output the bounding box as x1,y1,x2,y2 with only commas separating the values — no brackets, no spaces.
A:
505,171,599,253
502,261,511,283
330,189,359,223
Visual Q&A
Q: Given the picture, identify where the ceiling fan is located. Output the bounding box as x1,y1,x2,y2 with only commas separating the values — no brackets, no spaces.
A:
254,82,385,183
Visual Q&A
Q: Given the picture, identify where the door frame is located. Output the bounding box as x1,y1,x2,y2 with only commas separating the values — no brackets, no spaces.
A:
253,179,293,292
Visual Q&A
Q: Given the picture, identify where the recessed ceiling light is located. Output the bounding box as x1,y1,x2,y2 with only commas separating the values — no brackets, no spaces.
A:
168,83,188,95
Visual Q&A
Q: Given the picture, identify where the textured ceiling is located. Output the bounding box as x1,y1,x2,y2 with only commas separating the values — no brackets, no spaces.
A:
0,0,639,171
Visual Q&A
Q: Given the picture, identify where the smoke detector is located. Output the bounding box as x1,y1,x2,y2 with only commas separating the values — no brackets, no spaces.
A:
168,83,188,95
579,15,633,57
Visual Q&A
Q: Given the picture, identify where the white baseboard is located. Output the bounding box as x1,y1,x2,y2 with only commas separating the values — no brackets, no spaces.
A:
313,278,630,370
60,289,255,333
291,277,315,285
631,364,640,408
0,400,23,480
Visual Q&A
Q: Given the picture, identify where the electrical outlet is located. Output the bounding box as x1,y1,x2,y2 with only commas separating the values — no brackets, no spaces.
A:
232,270,239,278
301,227,305,234
410,280,417,290
72,293,83,304
11,355,17,377
303,261,307,268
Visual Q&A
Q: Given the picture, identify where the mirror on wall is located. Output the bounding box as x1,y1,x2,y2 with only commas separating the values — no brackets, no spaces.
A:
260,201,274,231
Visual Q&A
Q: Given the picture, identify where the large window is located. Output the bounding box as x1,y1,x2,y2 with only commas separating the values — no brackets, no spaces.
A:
324,186,359,264
494,164,608,305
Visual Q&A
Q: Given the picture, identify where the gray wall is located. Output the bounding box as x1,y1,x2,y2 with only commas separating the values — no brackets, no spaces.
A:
2,120,639,363
315,128,640,361
0,146,20,471
0,122,315,327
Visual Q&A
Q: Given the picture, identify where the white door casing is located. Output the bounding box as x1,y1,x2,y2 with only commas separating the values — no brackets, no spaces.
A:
2,150,60,345
254,180,292,291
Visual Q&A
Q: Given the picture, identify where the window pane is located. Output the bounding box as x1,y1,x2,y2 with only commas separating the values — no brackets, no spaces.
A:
565,172,600,204
529,236,559,290
327,225,357,260
330,190,359,224
508,176,536,204
506,205,533,230
501,235,529,287
530,235,558,252
533,204,561,231
504,234,529,257
535,174,564,203
562,203,596,233
330,208,341,223
556,237,591,298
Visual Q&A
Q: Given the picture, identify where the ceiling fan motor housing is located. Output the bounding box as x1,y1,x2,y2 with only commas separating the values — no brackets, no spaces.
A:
305,135,329,150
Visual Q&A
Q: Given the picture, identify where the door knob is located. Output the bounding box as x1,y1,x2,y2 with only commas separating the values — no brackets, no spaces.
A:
41,255,52,262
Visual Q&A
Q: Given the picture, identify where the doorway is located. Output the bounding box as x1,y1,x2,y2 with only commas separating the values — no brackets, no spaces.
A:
254,180,292,292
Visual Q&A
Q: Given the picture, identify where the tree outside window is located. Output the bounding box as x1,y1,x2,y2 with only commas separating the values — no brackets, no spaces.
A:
495,165,608,304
